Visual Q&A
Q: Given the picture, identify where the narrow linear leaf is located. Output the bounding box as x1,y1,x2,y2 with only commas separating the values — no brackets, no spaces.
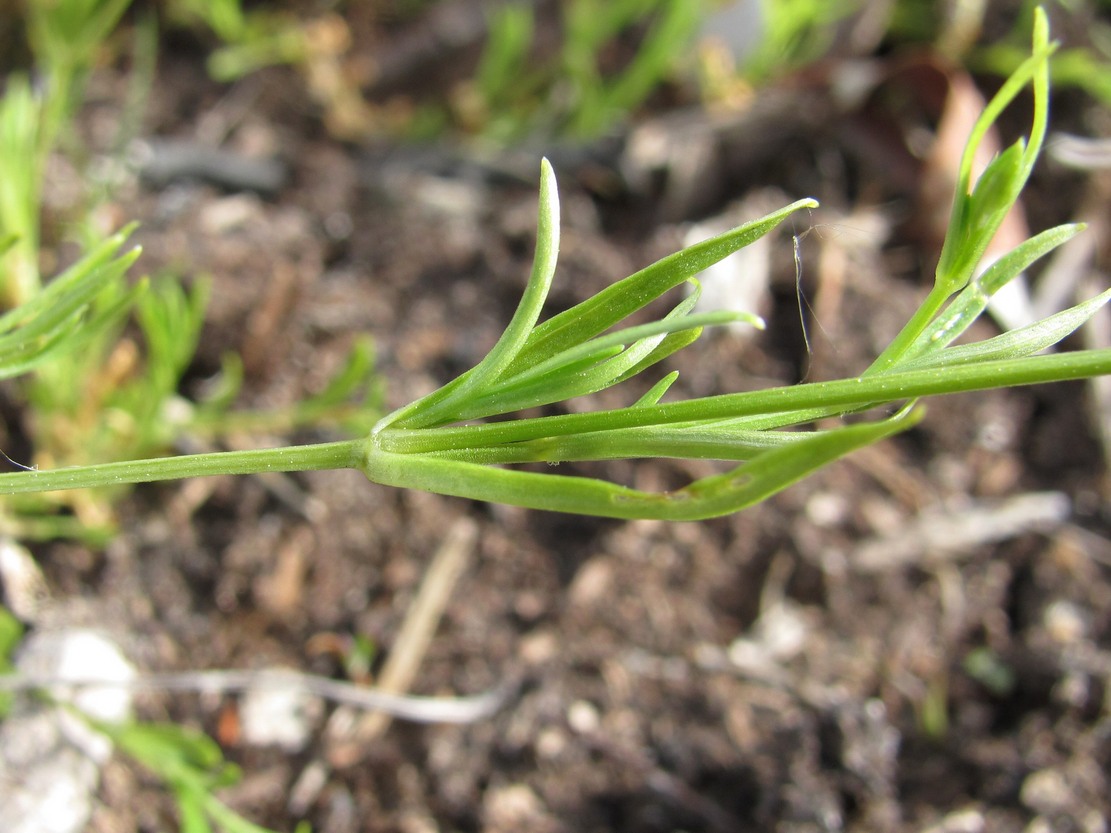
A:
497,282,754,391
495,284,707,389
613,327,704,386
454,309,745,421
505,198,815,375
451,342,627,420
454,157,560,386
382,158,560,430
899,288,1111,370
943,141,1026,284
874,15,1054,373
634,371,679,407
0,228,137,335
937,14,1052,288
362,409,919,520
900,223,1084,364
376,348,1111,455
422,420,802,465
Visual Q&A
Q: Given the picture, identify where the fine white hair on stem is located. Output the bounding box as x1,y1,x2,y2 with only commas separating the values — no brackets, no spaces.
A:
0,667,511,724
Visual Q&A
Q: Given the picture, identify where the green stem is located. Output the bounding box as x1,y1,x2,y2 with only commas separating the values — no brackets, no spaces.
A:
0,440,364,495
378,348,1111,454
866,283,952,375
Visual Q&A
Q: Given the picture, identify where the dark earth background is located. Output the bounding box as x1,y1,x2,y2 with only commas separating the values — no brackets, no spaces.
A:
7,1,1111,831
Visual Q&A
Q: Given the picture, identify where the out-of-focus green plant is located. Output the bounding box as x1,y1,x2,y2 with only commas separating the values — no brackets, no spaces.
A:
93,718,311,833
975,1,1111,108
165,0,310,81
0,2,380,541
164,0,380,138
737,0,860,82
1,0,141,321
0,13,161,538
175,0,714,140
0,76,43,309
963,646,1017,697
0,228,141,384
0,605,22,717
0,0,133,307
460,0,709,139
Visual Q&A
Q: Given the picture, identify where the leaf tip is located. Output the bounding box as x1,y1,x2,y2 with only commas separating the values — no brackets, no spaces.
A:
537,157,560,227
1032,5,1049,47
539,156,555,182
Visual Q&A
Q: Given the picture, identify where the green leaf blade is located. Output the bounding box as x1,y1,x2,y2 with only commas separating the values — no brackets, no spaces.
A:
505,198,815,376
900,222,1085,364
381,158,561,430
900,288,1111,371
363,408,919,520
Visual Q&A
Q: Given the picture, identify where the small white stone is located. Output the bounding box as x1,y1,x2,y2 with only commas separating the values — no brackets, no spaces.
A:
1083,810,1108,833
1021,768,1074,815
805,491,850,527
14,629,135,759
0,629,135,833
684,208,772,337
199,192,262,234
919,807,986,833
567,700,600,734
0,538,50,622
535,727,567,759
754,602,811,661
483,783,548,828
240,679,322,752
1044,600,1087,645
567,558,613,607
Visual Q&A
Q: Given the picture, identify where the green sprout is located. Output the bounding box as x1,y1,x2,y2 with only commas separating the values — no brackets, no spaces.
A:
165,0,312,82
738,0,860,83
461,0,707,139
0,227,142,382
93,718,309,833
1,9,1108,521
0,2,380,541
0,606,23,717
0,0,134,307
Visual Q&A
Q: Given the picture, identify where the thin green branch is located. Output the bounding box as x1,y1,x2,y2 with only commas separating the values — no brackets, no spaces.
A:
0,440,364,495
380,158,560,431
363,410,920,521
376,349,1111,455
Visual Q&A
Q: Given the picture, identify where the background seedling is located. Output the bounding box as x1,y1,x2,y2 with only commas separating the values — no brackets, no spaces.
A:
0,1,381,540
451,0,708,139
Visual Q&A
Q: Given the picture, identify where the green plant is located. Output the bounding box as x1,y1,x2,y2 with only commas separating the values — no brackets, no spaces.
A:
0,65,160,538
975,1,1111,108
738,0,861,82
0,9,1107,520
0,3,380,540
94,718,310,833
165,0,311,81
170,0,711,140
0,0,134,307
0,0,151,537
0,605,23,717
0,228,141,383
163,1,383,138
460,0,708,139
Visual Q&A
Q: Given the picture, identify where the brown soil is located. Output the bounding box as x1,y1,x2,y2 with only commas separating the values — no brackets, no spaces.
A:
11,4,1111,832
